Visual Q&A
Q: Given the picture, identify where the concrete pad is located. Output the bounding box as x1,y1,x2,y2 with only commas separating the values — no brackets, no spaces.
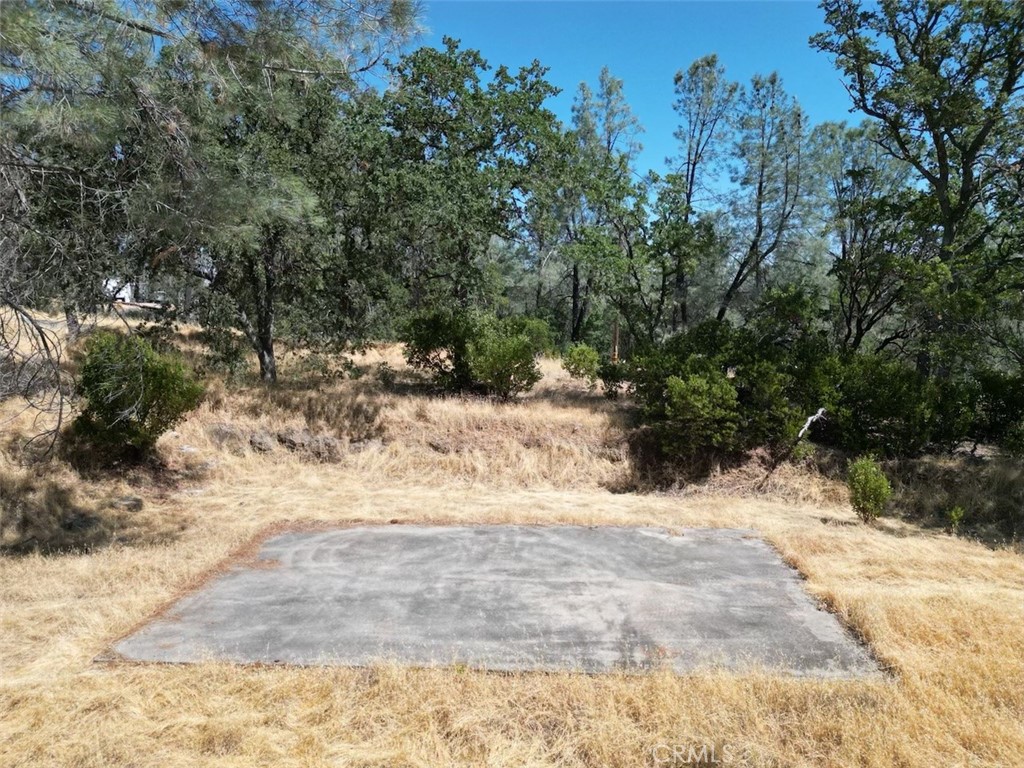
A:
111,526,878,677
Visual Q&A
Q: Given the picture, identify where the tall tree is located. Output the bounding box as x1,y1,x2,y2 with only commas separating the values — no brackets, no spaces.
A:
717,73,806,321
563,68,643,342
812,0,1024,266
809,121,922,352
1,1,420,382
669,54,739,328
378,39,560,316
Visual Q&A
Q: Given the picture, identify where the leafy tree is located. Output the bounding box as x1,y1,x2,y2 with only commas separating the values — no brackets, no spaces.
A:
808,121,921,352
718,73,806,321
813,0,1024,265
380,39,560,317
561,68,645,343
813,0,1024,369
2,1,419,383
668,54,739,329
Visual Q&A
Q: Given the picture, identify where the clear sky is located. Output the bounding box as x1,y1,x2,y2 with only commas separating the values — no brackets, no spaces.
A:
418,1,860,176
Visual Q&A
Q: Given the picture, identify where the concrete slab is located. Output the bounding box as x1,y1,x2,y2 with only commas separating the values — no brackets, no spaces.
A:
111,526,879,677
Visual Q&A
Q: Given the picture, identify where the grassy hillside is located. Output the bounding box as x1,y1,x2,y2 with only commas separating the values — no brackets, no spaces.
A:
1,339,1022,767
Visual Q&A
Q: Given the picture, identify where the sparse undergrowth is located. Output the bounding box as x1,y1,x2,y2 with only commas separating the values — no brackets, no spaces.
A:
0,338,1022,767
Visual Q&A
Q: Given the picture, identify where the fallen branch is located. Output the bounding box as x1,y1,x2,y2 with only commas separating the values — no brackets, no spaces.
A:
756,408,827,491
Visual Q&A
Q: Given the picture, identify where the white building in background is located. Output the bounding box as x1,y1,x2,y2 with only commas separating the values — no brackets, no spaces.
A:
103,279,134,303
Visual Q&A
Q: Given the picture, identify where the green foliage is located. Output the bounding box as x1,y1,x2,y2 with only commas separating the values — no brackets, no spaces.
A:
6,0,1024,483
657,367,740,462
199,326,250,378
74,332,204,458
468,322,542,401
597,359,627,399
402,309,479,391
563,343,601,388
947,505,966,534
975,370,1024,449
847,455,892,522
402,310,542,399
816,357,982,458
1001,419,1024,459
928,377,980,454
503,316,556,356
825,355,936,457
634,312,1023,468
631,320,806,459
733,362,803,451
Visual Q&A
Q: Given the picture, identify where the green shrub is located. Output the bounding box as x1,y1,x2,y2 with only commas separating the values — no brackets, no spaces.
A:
658,369,740,461
630,322,804,459
975,370,1024,447
401,309,478,391
1001,418,1024,458
503,316,555,356
946,505,966,534
826,355,935,457
563,343,601,388
403,311,544,399
468,323,541,401
732,361,802,450
74,332,204,457
597,359,627,399
847,455,892,522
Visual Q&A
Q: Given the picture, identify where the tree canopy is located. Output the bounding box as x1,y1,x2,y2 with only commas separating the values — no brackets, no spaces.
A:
3,0,1024,459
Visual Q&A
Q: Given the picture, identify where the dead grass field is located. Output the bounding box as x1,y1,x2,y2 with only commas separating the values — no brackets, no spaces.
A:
1,341,1023,767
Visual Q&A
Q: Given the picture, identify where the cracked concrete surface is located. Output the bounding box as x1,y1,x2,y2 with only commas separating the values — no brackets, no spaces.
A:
111,525,879,677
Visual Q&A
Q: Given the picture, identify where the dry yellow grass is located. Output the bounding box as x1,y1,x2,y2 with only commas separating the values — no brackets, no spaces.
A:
1,343,1023,767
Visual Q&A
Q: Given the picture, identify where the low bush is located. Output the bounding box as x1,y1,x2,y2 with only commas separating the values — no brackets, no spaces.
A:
974,369,1024,451
468,323,541,401
946,505,965,534
73,332,204,458
630,322,806,460
562,343,601,388
732,361,803,451
657,367,740,462
847,455,892,522
597,359,627,399
824,355,934,457
503,316,555,357
402,310,542,399
401,309,478,391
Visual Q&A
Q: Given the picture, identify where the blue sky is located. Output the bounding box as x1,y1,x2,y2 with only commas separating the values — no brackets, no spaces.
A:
418,1,860,175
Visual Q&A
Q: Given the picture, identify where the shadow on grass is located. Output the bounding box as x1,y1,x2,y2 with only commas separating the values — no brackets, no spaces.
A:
884,454,1024,548
0,467,188,556
811,446,1023,548
238,375,390,442
602,425,754,494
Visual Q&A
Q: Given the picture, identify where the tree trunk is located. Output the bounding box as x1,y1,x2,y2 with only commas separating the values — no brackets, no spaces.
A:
671,271,688,333
570,262,589,342
64,305,81,342
256,248,278,383
239,227,280,383
717,266,747,322
257,339,277,382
